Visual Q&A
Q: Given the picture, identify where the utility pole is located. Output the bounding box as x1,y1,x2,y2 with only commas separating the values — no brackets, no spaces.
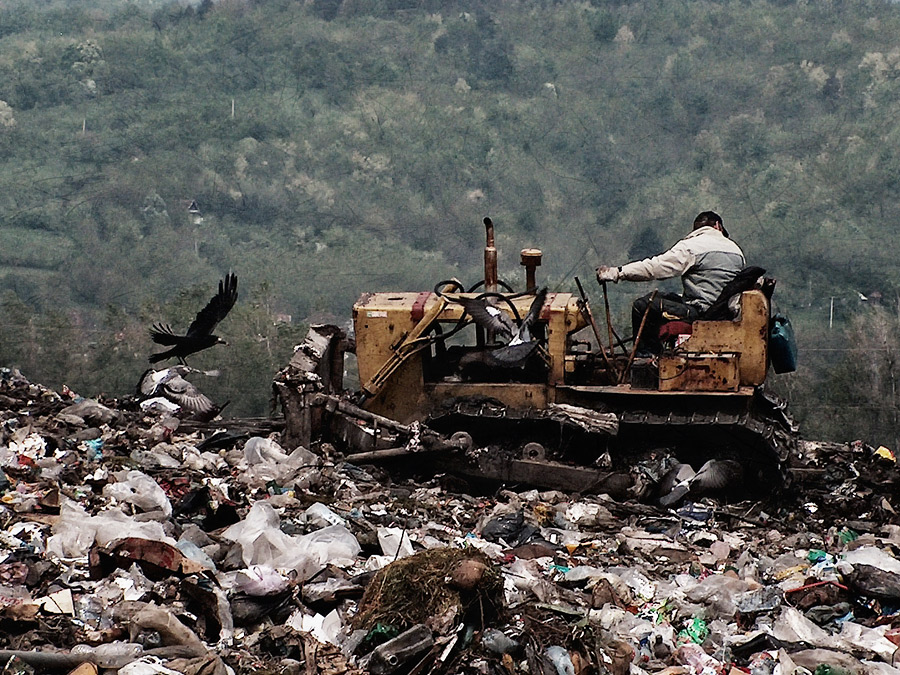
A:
829,296,834,329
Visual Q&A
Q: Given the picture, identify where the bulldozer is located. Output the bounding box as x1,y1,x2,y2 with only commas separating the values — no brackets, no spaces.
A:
274,218,798,502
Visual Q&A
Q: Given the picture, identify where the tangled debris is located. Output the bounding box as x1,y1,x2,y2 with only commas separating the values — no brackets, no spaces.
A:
0,367,899,675
352,548,503,635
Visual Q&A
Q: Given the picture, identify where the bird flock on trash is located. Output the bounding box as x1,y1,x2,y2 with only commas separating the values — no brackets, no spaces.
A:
137,273,238,421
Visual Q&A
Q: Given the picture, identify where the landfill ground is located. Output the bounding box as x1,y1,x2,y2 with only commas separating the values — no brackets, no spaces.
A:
1,366,899,675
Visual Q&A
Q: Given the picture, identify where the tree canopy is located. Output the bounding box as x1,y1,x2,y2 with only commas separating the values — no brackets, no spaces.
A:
1,0,899,438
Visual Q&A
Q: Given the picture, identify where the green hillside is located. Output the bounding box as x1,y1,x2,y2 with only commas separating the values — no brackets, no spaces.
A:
1,0,899,443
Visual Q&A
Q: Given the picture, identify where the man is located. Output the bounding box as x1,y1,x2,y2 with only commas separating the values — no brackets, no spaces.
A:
596,211,745,354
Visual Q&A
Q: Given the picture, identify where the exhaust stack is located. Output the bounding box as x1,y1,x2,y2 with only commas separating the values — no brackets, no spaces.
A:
483,217,497,293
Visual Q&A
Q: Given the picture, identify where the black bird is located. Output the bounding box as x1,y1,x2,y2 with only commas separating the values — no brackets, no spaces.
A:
486,287,548,366
196,429,249,452
149,273,238,365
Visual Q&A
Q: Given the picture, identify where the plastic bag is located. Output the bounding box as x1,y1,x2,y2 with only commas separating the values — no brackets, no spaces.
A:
240,438,321,488
377,527,414,559
118,656,184,675
674,643,723,675
103,470,172,518
222,501,360,579
46,499,175,558
222,501,297,567
545,646,576,675
305,502,346,527
684,573,750,620
235,564,290,596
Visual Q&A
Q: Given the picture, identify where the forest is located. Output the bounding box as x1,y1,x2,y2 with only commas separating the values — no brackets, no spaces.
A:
1,0,899,445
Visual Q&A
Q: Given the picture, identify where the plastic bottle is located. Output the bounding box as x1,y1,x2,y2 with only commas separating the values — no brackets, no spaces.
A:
366,624,434,675
71,642,144,669
673,643,723,675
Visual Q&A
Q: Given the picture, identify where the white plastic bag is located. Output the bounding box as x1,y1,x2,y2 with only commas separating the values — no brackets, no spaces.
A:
235,565,290,596
46,499,175,558
103,470,172,518
377,527,414,559
222,501,360,579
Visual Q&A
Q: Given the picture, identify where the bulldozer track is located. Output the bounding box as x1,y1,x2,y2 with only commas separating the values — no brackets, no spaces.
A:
427,388,798,493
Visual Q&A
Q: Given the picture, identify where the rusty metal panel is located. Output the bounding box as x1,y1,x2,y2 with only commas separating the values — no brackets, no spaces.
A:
658,353,740,392
678,290,769,386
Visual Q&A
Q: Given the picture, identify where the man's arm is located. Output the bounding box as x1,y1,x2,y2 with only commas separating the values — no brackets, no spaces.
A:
618,240,695,282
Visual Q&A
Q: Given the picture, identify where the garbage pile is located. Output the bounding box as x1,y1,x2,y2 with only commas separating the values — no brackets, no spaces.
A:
1,367,899,675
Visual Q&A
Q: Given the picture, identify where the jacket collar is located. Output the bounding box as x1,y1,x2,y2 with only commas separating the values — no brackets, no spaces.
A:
685,225,723,239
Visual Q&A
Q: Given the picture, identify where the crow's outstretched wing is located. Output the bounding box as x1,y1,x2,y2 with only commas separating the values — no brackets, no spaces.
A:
186,273,238,338
149,323,182,346
456,296,515,340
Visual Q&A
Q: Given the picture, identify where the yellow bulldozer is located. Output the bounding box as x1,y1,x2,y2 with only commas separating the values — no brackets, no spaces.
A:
275,218,798,501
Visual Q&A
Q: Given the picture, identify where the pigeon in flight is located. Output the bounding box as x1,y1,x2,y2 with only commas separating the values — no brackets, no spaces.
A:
454,295,517,342
657,459,745,507
455,288,548,368
149,273,238,365
137,366,217,416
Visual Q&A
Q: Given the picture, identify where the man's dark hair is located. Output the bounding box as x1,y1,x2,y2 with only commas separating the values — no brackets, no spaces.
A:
693,211,728,237
693,211,722,228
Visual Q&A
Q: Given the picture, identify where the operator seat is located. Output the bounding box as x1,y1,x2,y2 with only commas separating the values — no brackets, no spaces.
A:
657,267,771,389
658,266,767,347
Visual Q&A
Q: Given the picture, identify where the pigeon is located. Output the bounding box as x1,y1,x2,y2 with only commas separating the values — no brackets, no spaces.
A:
137,366,216,416
656,462,697,507
456,288,548,368
657,459,744,507
149,273,238,364
454,295,517,342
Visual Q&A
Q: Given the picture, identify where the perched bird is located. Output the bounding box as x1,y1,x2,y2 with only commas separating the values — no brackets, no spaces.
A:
486,287,548,366
137,366,217,416
149,273,238,364
657,459,744,507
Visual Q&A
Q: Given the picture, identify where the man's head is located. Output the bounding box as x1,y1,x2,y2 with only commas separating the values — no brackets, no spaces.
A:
693,211,728,237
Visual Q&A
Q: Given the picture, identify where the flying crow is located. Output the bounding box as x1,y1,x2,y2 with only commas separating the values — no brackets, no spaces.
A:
149,273,238,365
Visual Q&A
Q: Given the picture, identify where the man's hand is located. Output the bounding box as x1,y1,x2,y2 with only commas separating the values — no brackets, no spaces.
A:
596,265,620,283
